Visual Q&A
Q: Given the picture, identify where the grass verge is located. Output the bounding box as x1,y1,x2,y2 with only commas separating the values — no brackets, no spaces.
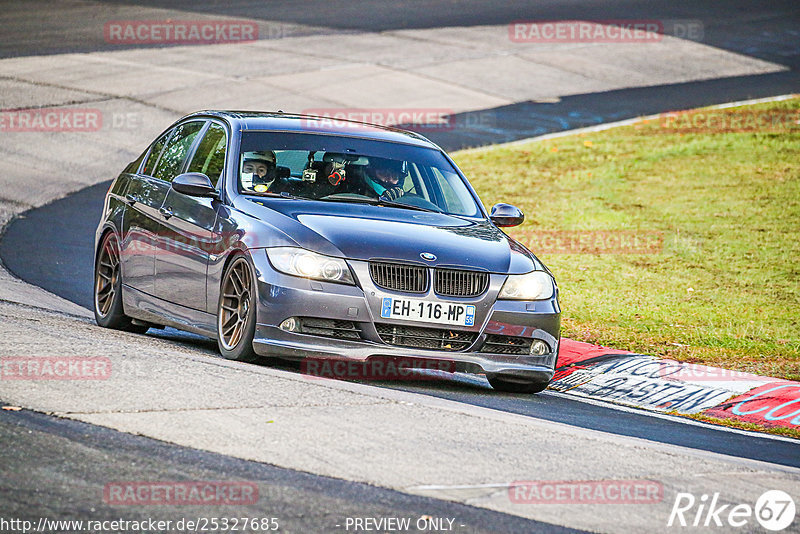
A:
681,412,800,440
454,97,800,381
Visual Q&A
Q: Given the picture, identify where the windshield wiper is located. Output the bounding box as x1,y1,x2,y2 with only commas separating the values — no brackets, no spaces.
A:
377,198,439,213
317,196,439,213
245,191,295,199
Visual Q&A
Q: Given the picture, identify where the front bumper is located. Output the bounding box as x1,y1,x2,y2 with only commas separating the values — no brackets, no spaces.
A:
250,251,560,381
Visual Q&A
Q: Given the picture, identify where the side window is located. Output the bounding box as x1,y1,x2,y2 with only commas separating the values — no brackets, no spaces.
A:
187,123,227,186
432,167,467,214
152,121,205,182
124,148,148,174
142,131,171,176
406,163,429,198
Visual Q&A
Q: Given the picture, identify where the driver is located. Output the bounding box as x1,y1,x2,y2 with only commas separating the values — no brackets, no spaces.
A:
241,151,277,192
366,157,406,200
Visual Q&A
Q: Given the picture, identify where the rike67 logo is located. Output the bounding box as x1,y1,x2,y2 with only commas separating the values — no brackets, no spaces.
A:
668,490,796,531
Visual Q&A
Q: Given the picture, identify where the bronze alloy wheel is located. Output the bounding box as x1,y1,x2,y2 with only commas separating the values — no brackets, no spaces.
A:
93,232,148,333
218,257,254,351
95,233,121,318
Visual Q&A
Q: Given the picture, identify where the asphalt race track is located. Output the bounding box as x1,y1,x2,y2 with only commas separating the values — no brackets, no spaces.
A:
4,173,800,470
1,1,799,532
2,409,580,533
2,0,799,70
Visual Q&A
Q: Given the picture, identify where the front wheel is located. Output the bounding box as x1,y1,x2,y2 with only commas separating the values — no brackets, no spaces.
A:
94,232,148,333
487,374,549,394
217,255,259,362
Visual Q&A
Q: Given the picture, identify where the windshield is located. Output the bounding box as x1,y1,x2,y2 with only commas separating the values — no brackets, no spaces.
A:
238,132,482,217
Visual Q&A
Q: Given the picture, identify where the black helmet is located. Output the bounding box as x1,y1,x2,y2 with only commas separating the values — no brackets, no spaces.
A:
370,157,406,177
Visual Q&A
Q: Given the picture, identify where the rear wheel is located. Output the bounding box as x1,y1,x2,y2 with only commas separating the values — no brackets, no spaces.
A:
217,255,259,362
94,232,148,333
487,374,549,394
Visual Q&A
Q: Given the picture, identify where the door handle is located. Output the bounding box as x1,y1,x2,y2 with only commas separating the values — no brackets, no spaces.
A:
159,206,173,220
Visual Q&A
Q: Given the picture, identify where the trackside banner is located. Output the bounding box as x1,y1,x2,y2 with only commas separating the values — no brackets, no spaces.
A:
551,339,798,428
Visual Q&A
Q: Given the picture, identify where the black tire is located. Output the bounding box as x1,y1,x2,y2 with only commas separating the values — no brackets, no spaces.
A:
487,374,549,394
93,232,149,334
216,255,259,362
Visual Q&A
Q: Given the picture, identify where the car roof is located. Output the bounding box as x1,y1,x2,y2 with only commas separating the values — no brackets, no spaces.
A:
185,110,442,150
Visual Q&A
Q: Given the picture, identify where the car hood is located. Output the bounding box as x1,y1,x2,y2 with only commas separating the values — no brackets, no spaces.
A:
245,198,541,274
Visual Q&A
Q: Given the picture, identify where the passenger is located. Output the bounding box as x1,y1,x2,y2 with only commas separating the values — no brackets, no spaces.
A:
241,151,277,192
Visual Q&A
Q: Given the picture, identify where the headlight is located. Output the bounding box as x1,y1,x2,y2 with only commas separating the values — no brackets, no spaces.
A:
498,271,554,300
266,247,354,285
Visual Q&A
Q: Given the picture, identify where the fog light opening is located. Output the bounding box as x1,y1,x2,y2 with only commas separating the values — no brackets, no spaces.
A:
280,317,299,332
530,339,550,356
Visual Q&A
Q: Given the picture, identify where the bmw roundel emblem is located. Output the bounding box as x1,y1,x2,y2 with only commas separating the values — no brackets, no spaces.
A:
420,252,437,261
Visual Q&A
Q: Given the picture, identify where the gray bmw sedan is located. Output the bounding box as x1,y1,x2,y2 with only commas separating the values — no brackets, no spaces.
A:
94,111,560,392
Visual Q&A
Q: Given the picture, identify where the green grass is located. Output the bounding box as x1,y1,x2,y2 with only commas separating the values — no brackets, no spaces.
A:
453,98,800,381
681,412,800,440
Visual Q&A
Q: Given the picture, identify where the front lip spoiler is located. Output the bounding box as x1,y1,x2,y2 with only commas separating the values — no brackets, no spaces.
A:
253,324,558,379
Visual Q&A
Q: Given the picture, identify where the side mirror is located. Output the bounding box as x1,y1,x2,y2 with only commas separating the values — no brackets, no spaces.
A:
490,203,524,227
172,172,218,198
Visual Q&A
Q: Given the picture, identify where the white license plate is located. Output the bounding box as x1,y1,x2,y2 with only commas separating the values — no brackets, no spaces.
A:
380,297,476,327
